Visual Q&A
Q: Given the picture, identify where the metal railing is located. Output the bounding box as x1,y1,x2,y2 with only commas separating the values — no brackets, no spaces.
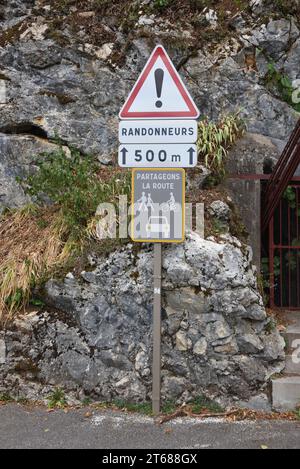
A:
269,184,300,308
262,118,300,233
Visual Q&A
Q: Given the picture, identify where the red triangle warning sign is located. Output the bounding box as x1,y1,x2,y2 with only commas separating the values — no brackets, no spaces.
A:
119,45,200,120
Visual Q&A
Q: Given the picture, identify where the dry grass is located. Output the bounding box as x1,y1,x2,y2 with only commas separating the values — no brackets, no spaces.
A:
0,205,72,323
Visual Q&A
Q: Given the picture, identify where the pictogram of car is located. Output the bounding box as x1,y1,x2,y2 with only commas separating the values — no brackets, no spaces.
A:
146,216,170,238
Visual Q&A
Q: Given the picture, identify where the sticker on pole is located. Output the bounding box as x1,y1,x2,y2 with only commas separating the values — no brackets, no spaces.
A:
131,168,185,243
120,45,199,120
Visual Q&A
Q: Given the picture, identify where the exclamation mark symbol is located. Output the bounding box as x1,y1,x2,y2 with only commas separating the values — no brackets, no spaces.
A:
155,68,164,108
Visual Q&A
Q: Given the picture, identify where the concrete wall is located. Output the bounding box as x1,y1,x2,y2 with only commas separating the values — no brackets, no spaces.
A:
225,133,280,271
226,178,261,269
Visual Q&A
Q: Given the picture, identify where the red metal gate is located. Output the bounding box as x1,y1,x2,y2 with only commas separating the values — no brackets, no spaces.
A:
269,183,300,309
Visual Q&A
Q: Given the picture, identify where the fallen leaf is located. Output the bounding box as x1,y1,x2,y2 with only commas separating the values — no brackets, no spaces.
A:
261,445,268,449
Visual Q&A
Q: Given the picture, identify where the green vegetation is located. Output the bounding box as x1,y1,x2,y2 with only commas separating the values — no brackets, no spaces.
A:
265,317,277,333
0,393,14,402
262,256,280,280
107,395,223,416
265,63,300,113
260,186,300,305
0,393,29,404
283,186,300,214
153,0,172,10
197,112,246,178
0,145,131,321
110,399,177,416
232,0,247,8
25,146,131,239
47,388,67,409
229,205,248,242
111,399,153,415
190,395,224,414
29,298,45,308
211,218,228,235
82,397,92,406
161,400,177,414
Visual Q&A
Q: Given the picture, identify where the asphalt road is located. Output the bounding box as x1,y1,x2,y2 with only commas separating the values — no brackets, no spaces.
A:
0,403,299,449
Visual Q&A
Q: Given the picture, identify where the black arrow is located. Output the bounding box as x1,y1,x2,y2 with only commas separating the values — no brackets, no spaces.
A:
188,147,196,166
120,147,128,165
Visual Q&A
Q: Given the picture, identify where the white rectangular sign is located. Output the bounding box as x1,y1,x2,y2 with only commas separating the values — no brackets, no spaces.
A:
119,120,197,144
119,144,197,168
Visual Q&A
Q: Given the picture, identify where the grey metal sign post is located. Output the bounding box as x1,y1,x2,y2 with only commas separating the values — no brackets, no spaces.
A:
118,44,199,415
153,243,162,414
132,168,185,414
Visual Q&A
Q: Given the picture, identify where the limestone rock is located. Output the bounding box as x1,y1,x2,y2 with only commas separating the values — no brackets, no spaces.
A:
0,2,293,407
0,12,298,209
0,232,285,404
193,338,207,356
237,333,264,354
208,200,231,222
176,331,192,351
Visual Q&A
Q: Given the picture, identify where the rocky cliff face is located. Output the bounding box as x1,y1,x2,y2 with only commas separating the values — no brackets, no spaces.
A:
1,1,299,211
0,232,285,405
0,1,297,405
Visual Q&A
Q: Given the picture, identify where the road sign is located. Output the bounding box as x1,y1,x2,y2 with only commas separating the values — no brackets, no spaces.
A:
119,120,197,144
131,168,185,243
118,45,197,415
119,45,199,120
119,143,197,168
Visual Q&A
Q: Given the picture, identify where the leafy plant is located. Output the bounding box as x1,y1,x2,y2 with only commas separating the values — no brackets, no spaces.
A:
0,393,14,402
283,186,300,215
47,388,67,409
29,298,45,307
262,256,280,278
190,395,224,414
265,317,277,333
197,112,245,176
25,146,131,240
161,400,177,414
211,218,228,235
82,397,92,406
273,256,281,277
0,147,131,321
265,63,300,112
153,0,172,9
107,398,223,416
5,288,24,311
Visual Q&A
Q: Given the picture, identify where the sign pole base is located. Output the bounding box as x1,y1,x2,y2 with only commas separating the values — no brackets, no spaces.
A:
152,243,162,415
